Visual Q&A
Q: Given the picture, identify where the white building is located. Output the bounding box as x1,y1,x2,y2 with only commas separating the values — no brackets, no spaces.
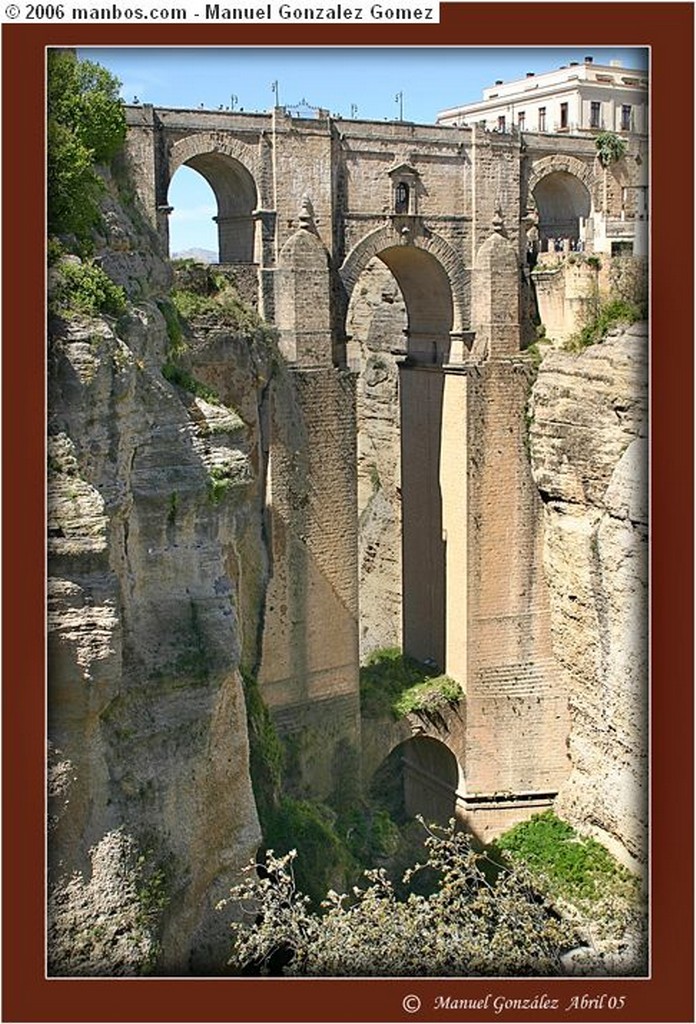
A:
437,56,648,138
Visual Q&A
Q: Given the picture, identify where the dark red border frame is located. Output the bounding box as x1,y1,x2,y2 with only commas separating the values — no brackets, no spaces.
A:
3,6,693,1022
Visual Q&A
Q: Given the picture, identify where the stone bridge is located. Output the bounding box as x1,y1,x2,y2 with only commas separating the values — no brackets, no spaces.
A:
123,106,644,837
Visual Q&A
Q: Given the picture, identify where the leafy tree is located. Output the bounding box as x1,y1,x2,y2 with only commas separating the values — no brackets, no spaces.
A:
594,131,627,216
219,819,577,976
47,120,105,241
47,50,126,240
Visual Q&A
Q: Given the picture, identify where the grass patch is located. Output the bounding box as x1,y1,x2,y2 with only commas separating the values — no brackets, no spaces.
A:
168,266,278,348
171,284,263,335
564,298,644,353
360,647,462,720
494,811,638,906
161,361,220,403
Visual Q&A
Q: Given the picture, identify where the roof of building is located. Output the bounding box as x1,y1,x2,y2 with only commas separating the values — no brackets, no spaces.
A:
437,58,648,122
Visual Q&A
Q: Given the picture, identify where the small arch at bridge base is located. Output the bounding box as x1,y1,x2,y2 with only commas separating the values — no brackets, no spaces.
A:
369,735,461,827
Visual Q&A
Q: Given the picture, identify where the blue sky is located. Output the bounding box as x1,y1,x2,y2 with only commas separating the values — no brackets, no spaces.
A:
79,46,648,254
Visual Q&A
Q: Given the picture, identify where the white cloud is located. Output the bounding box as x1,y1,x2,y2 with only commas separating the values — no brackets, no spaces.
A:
169,205,217,223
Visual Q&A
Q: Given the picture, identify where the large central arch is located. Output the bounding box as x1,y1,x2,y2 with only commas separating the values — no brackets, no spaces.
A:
376,245,453,361
340,225,469,340
343,234,460,670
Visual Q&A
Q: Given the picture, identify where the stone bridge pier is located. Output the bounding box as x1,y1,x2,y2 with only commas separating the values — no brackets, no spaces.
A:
121,106,607,835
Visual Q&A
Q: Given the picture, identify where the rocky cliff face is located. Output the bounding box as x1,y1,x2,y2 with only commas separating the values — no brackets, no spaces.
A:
529,322,648,867
47,180,270,974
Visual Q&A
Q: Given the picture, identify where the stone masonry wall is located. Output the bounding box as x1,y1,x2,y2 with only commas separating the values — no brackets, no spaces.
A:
464,360,571,800
533,258,600,344
258,366,361,800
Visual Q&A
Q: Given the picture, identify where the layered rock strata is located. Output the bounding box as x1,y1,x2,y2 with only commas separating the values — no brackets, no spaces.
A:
529,322,648,866
47,181,268,974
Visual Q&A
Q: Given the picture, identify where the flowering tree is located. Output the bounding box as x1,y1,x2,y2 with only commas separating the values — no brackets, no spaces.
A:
219,819,577,977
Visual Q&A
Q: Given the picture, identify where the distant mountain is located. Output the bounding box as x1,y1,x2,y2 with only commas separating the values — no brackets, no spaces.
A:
172,248,217,263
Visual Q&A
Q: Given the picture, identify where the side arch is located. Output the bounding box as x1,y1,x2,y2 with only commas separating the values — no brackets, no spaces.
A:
339,225,469,334
166,132,263,263
525,153,595,210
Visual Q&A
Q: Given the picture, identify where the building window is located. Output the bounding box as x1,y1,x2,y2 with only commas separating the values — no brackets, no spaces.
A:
538,107,546,131
395,181,409,213
518,111,525,130
560,102,568,129
590,101,601,128
621,104,632,131
497,115,506,132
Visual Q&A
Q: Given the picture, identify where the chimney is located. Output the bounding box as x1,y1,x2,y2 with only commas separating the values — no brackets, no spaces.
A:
526,72,535,78
495,79,503,85
584,56,593,63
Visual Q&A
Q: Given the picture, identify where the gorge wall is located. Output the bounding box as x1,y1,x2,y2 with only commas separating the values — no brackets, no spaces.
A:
347,257,406,659
48,180,271,974
529,322,649,867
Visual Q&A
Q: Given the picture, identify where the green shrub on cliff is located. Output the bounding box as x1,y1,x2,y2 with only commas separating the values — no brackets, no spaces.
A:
493,811,645,952
264,797,353,907
49,258,126,318
495,811,636,905
171,285,264,335
564,298,643,352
